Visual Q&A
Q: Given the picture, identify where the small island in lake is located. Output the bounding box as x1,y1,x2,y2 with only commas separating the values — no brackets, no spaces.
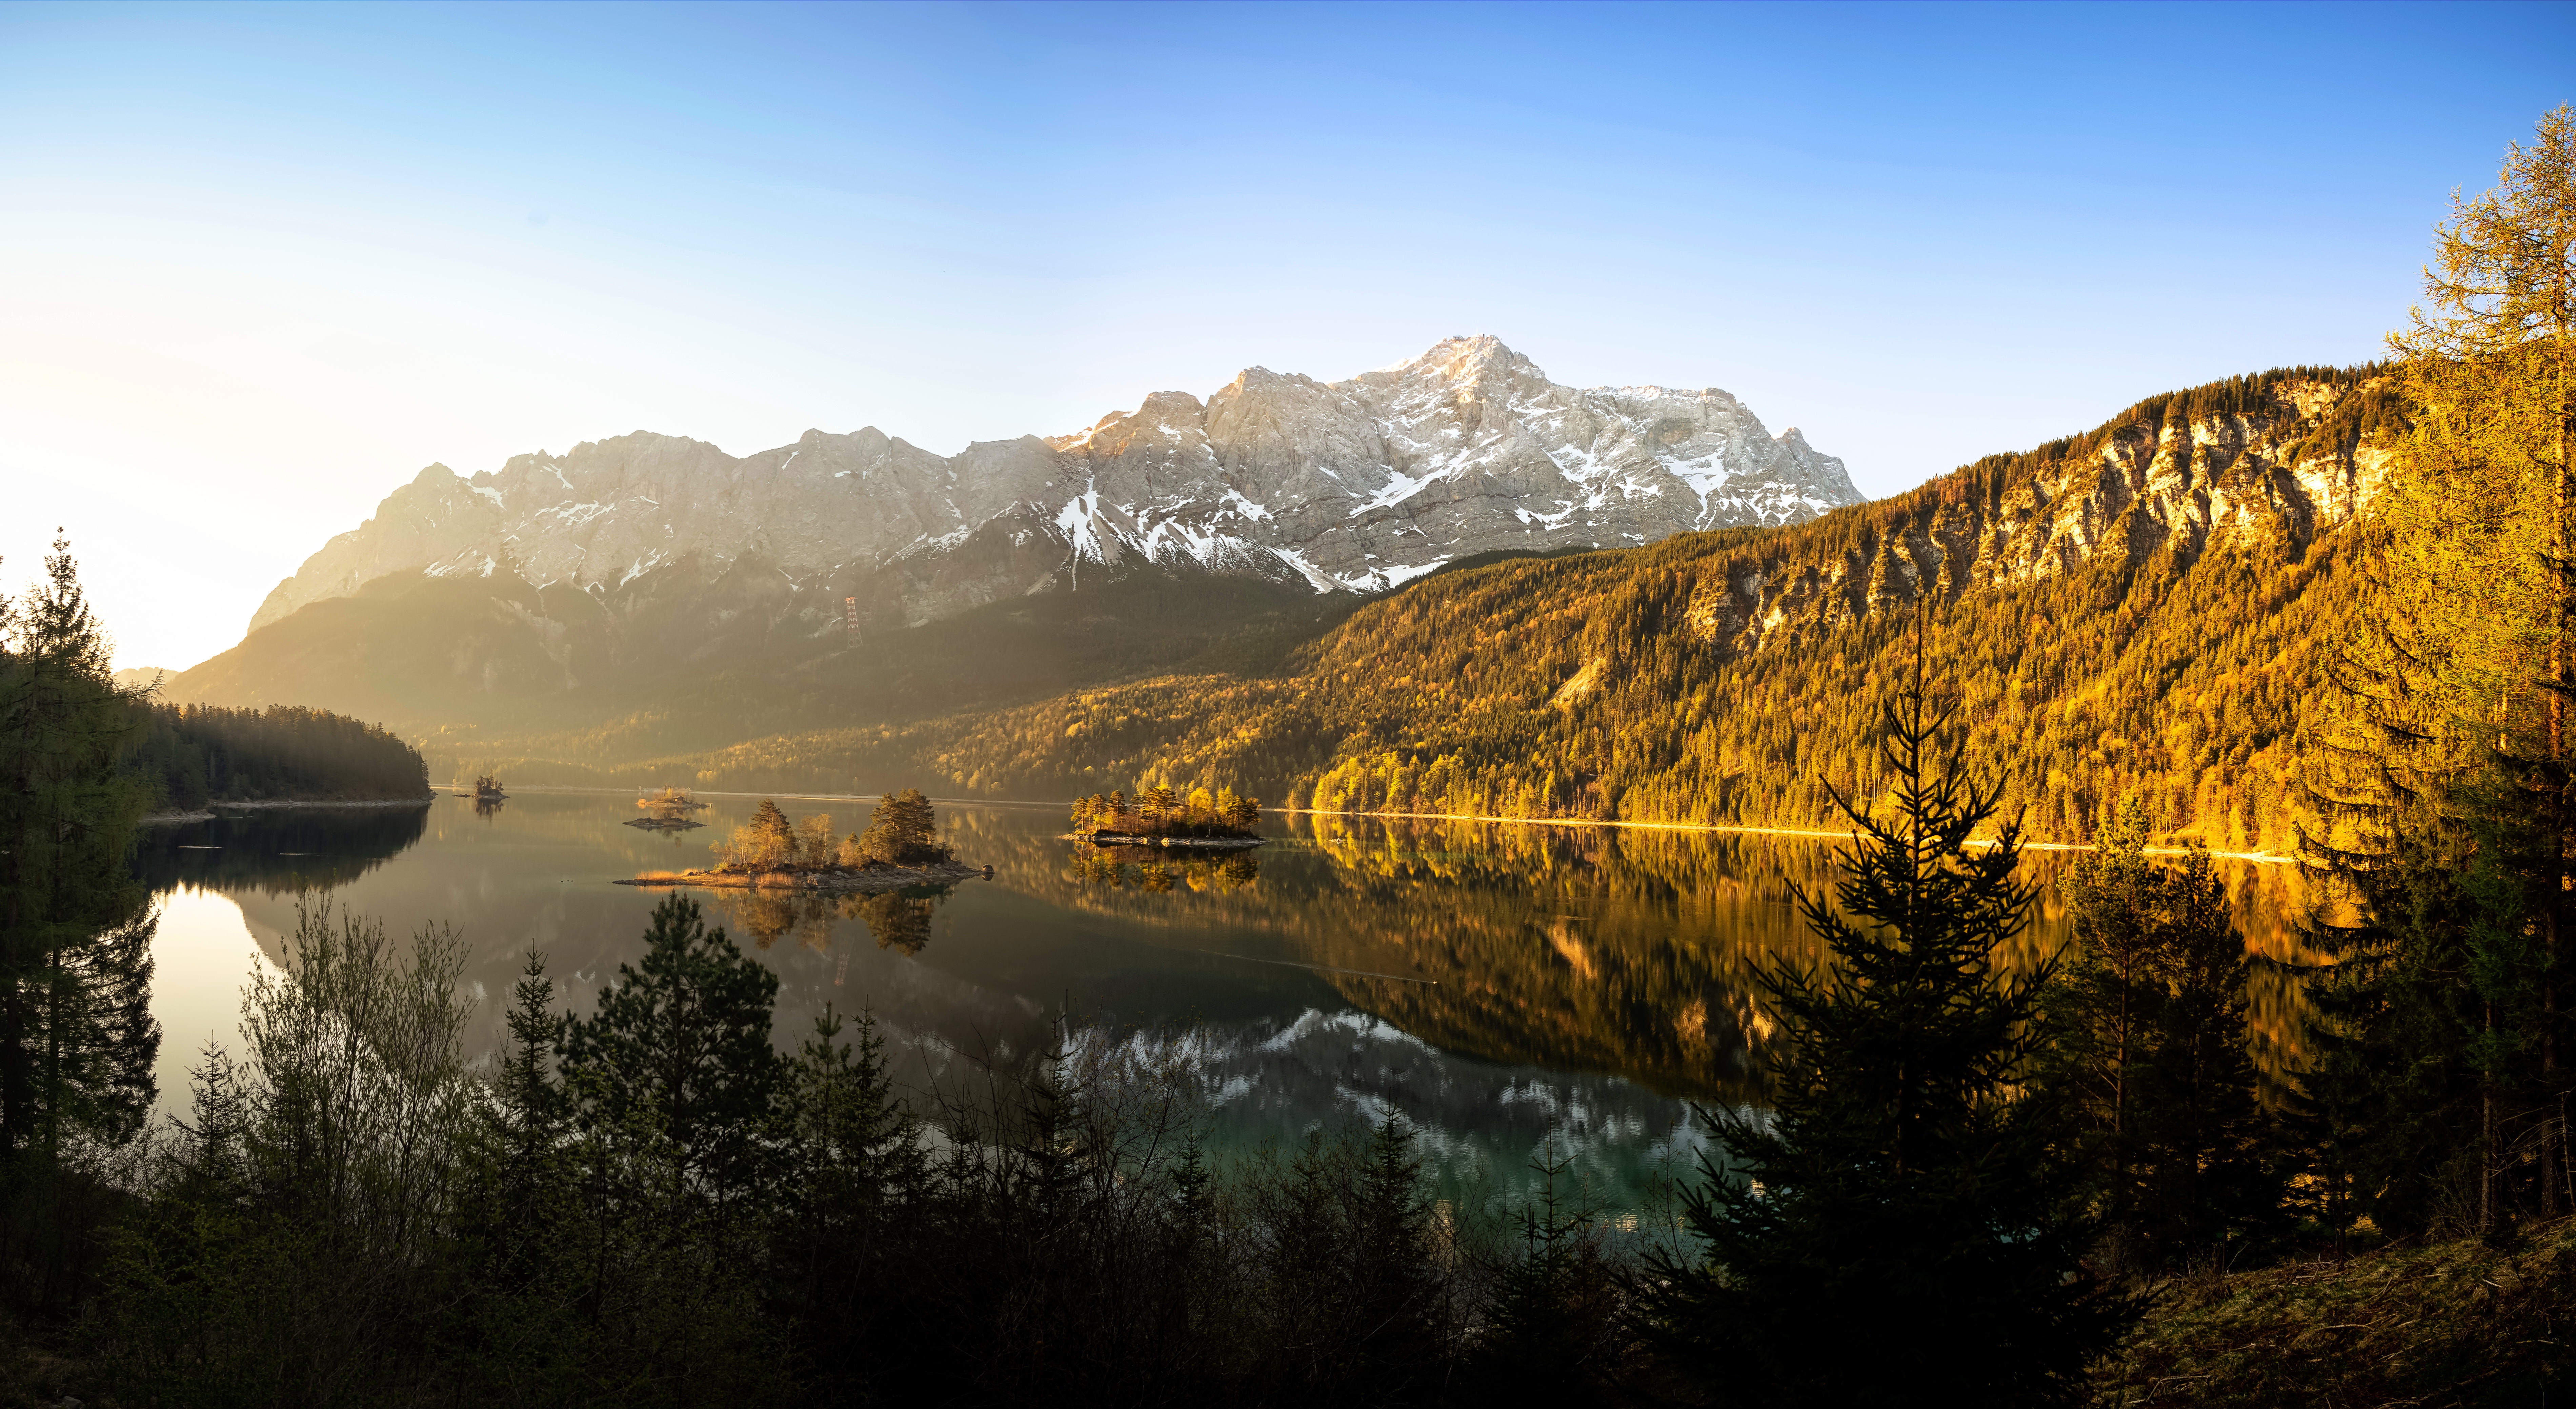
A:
625,785,709,831
620,787,990,892
1065,784,1264,849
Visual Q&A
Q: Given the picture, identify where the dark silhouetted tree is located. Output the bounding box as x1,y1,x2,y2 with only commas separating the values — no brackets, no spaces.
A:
2044,805,2284,1274
1639,651,2130,1407
563,895,781,1212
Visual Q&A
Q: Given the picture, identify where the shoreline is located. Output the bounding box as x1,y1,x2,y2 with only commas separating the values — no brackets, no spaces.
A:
1268,806,2298,866
220,796,436,810
139,795,435,826
419,783,2291,867
443,783,1066,811
616,859,990,894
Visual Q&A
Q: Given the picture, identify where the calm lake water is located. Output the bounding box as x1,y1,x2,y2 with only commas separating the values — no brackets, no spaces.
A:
138,793,2318,1208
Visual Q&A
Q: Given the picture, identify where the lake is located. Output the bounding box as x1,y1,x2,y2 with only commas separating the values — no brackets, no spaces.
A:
138,792,2319,1208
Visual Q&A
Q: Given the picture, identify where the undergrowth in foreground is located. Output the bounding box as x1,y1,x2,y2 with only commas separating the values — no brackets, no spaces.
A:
2097,1219,2576,1406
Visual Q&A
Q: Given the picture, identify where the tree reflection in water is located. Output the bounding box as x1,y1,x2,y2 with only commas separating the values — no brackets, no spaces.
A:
136,806,429,896
1067,847,1259,894
700,884,952,956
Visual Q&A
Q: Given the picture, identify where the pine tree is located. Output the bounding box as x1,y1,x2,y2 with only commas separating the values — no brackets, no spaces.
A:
473,949,567,1277
0,537,160,1164
2307,107,2576,1230
2050,802,2164,1202
1169,1131,1214,1229
1345,1112,1444,1400
452,948,592,1396
858,787,943,865
771,1003,926,1396
562,895,781,1213
1463,1128,1621,1404
720,798,797,870
2045,813,2283,1274
1638,646,2129,1407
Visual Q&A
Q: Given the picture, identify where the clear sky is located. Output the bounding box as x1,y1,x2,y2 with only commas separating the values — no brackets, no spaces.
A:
2,1,2567,671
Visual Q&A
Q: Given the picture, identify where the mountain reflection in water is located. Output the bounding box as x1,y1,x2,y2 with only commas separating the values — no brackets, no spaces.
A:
140,794,2321,1208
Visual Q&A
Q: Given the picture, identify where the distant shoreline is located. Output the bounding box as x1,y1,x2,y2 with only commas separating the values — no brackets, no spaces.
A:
1269,806,2299,866
422,783,2297,866
139,795,435,826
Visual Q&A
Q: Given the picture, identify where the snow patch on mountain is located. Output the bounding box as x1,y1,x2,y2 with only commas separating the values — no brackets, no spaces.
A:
248,336,1865,635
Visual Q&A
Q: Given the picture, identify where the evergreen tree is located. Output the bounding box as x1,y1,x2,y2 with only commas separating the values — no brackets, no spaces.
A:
857,787,943,865
0,538,161,1166
2116,846,2283,1269
562,895,781,1213
1638,653,2129,1407
771,1004,925,1399
721,798,797,870
450,948,595,1400
124,701,427,809
469,950,568,1277
1255,1113,1447,1403
1347,1111,1443,1392
1169,1131,1214,1230
2306,107,2576,1231
2299,791,2559,1238
1462,1128,1622,1405
2044,808,2283,1274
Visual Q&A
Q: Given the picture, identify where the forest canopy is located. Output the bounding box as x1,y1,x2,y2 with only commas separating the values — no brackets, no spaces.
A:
123,701,428,809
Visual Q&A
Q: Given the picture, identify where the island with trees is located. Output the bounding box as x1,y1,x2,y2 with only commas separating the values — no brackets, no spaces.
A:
1067,782,1264,848
626,785,709,832
620,787,987,892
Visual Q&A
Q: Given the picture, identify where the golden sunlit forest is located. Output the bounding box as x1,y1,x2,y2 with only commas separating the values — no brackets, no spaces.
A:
2,4,2564,1392
502,365,2403,856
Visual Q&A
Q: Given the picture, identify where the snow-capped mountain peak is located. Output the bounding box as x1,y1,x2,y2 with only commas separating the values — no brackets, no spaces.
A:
248,337,1860,633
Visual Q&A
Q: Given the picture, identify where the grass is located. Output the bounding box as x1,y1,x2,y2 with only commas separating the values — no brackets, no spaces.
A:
2097,1220,2576,1406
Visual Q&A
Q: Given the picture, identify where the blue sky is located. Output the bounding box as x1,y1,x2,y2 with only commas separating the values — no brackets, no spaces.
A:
1,1,2567,668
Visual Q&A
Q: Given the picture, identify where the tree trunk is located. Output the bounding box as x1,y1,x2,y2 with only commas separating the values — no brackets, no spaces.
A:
2483,1067,2498,1236
2549,221,2573,1222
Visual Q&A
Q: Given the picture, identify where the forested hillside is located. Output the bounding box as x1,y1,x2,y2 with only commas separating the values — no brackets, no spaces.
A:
126,702,428,809
460,364,2403,852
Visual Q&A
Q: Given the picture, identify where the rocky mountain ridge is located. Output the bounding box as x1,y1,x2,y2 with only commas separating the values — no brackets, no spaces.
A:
247,336,1859,636
607,362,2406,851
1672,369,2400,653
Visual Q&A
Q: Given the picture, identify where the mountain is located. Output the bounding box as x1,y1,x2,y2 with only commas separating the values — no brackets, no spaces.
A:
244,335,1857,637
515,365,2403,852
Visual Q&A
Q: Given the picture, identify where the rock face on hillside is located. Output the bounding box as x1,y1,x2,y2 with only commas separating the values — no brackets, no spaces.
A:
248,336,1859,634
1675,373,2400,653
